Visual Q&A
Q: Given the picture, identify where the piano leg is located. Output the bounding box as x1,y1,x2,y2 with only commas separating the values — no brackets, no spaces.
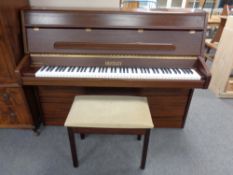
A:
80,133,85,140
181,89,194,128
24,86,43,133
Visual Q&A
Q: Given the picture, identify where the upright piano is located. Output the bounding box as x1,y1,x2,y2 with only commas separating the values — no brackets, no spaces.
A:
16,8,211,128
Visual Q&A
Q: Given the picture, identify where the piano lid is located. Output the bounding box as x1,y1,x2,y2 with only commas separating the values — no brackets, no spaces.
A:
21,8,207,56
21,8,207,29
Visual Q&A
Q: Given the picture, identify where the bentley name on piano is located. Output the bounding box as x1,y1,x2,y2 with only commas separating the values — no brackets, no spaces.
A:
105,61,122,67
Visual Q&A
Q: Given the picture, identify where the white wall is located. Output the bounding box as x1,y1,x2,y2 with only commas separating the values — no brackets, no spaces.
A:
29,0,120,8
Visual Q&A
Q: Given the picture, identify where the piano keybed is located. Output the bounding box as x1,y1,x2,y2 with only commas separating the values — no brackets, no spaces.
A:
36,65,201,80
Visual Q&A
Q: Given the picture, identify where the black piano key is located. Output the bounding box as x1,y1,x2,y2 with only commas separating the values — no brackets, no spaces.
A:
148,68,152,74
134,68,137,73
59,66,63,72
71,67,75,72
77,67,80,72
152,68,156,74
187,69,193,74
62,66,67,72
126,67,129,73
161,68,165,74
172,68,177,74
61,66,65,72
143,68,147,73
167,68,172,74
185,69,190,74
68,67,72,72
140,68,143,73
49,66,55,72
181,69,187,74
89,67,93,72
176,68,181,74
45,66,51,71
185,69,191,74
105,67,108,73
83,67,87,72
93,67,96,72
47,66,52,71
131,67,134,73
40,66,47,71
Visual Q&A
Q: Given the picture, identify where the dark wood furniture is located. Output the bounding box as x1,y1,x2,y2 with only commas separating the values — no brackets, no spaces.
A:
68,128,151,169
0,0,38,129
16,8,211,128
65,95,153,169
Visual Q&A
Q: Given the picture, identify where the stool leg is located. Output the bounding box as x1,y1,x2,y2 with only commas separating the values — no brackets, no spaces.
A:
140,129,151,170
137,135,141,141
67,128,79,167
80,133,85,140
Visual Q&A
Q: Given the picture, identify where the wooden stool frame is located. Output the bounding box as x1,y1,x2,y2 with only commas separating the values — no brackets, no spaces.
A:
67,127,151,169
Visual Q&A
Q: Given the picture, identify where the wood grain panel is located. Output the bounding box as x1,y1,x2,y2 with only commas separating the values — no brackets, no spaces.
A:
0,87,33,127
37,86,191,128
22,9,206,29
27,29,203,56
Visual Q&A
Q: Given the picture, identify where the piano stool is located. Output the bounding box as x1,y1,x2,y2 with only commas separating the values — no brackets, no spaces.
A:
65,95,154,169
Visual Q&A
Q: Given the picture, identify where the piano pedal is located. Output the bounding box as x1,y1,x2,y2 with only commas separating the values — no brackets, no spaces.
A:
80,133,85,140
137,135,142,141
33,129,41,136
32,123,44,136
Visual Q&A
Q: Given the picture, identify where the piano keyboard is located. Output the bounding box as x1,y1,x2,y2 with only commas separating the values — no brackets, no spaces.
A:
35,66,201,80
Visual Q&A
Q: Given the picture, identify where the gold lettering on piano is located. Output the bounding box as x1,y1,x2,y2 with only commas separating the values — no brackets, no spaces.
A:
85,28,92,32
33,27,40,31
189,30,196,34
138,29,144,33
105,61,122,66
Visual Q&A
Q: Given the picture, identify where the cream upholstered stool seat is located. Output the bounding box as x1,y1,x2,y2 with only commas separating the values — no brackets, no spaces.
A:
65,95,154,169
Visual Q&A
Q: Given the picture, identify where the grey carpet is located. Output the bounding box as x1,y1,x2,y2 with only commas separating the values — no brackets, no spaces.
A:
0,89,233,175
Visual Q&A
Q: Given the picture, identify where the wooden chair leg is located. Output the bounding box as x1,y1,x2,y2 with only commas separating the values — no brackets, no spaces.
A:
140,129,151,169
80,133,85,140
137,135,141,141
67,128,79,167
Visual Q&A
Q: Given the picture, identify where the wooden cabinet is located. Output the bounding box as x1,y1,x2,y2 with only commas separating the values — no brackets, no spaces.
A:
0,87,33,128
0,0,35,129
0,29,16,83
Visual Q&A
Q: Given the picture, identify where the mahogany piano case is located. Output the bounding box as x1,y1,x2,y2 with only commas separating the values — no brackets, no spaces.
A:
16,8,211,128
